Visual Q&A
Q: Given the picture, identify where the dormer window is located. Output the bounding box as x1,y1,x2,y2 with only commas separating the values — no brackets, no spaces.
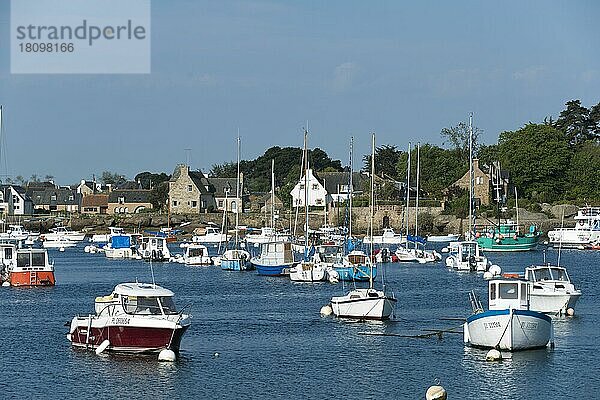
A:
69,195,74,201
118,196,125,204
51,194,57,201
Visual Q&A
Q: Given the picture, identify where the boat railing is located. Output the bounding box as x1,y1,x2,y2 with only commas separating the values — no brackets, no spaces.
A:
469,290,484,314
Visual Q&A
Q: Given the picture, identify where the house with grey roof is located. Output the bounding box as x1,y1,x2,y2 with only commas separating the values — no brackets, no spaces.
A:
207,176,247,213
168,164,217,214
0,185,33,215
107,189,153,214
27,187,81,213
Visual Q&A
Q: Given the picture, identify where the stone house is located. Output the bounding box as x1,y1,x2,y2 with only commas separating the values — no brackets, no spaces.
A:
81,194,109,214
452,159,509,206
107,190,152,214
319,171,368,204
168,164,217,214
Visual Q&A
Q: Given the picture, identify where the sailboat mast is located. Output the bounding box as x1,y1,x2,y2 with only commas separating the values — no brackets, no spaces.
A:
271,159,275,229
468,113,474,237
235,134,241,248
349,137,354,239
369,132,375,289
304,130,309,260
405,142,411,238
414,143,420,250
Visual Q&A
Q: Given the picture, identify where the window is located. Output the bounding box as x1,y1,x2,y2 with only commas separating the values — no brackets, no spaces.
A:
51,195,57,201
300,184,305,190
312,184,318,190
520,283,527,301
69,195,74,201
201,200,206,209
316,199,323,205
490,283,496,300
172,200,178,207
218,200,224,208
118,196,125,204
231,201,237,212
499,283,518,299
191,201,197,208
188,185,193,192
4,247,12,260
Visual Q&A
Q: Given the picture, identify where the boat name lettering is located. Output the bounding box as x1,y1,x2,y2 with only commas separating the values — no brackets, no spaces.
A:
112,317,130,325
520,321,538,330
483,321,501,329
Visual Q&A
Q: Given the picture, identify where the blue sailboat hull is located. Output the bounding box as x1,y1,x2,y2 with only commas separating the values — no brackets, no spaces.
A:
335,265,377,282
221,259,253,271
253,263,293,276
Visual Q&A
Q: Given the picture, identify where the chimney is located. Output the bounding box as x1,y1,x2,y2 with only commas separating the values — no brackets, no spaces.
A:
473,159,480,170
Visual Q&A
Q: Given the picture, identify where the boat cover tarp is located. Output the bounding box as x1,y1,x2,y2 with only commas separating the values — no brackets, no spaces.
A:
111,235,131,249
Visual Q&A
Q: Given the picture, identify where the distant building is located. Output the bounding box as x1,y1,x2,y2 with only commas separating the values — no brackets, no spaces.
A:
28,187,81,213
318,171,368,204
76,179,111,195
208,176,247,213
168,164,216,214
107,189,152,214
452,159,510,206
0,185,33,215
290,169,329,208
81,194,109,214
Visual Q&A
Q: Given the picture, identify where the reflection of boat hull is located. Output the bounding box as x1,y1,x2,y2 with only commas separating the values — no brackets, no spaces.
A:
221,259,252,271
331,289,396,320
68,322,189,353
464,309,551,351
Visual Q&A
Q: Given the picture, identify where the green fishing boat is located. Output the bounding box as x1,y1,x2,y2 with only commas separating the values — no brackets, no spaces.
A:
475,221,541,252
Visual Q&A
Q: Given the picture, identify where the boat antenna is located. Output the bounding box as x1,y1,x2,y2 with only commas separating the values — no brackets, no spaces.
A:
149,257,156,288
557,208,565,267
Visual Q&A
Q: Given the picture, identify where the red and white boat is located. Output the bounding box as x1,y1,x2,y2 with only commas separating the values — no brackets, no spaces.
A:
67,282,191,355
0,244,55,287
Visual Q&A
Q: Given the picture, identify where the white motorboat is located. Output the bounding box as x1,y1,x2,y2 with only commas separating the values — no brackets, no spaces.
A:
464,279,553,351
42,238,77,249
104,234,138,259
137,236,171,262
445,241,490,272
427,233,460,242
329,134,396,320
91,227,125,243
395,243,441,264
67,282,191,356
0,225,38,241
191,225,228,244
525,264,581,315
183,244,211,265
289,260,327,282
42,226,86,242
245,227,291,245
547,206,600,248
363,228,404,245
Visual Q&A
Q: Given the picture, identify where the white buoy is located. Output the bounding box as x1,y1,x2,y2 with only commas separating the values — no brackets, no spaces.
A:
59,247,65,252
84,246,91,253
158,349,176,362
2,281,10,287
483,271,493,280
426,385,447,400
95,339,110,355
441,247,449,253
486,348,502,361
566,308,575,316
489,265,502,276
213,352,220,358
320,304,333,316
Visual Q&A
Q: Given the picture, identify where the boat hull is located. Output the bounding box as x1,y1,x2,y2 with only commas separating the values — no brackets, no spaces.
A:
529,292,581,314
68,319,190,353
334,265,376,282
465,309,551,351
289,264,327,281
331,289,396,320
476,235,540,252
9,271,55,287
221,259,252,271
252,261,293,276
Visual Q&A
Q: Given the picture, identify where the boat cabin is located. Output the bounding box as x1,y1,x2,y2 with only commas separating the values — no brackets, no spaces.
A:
488,279,529,311
347,250,369,266
186,244,209,258
525,265,570,284
258,241,294,264
316,244,342,263
95,283,178,316
458,241,481,261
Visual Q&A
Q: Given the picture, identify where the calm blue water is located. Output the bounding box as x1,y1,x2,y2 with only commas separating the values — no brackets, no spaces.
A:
0,243,598,399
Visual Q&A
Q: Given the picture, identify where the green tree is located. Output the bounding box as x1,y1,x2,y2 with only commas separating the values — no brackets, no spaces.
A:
362,144,401,179
589,101,600,136
555,100,596,145
100,171,127,185
440,120,483,159
134,171,170,189
566,141,600,200
150,181,169,211
497,124,571,202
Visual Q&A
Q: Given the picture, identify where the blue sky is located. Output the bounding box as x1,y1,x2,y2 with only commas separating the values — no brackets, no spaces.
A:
1,0,599,184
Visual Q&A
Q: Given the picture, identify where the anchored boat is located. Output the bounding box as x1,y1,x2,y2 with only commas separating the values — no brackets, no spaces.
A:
524,264,581,315
464,279,553,351
1,244,55,287
67,282,191,355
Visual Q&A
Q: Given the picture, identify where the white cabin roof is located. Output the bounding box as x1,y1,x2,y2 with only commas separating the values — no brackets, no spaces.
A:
113,283,174,297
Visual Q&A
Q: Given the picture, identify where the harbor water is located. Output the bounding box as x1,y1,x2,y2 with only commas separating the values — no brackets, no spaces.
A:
0,244,598,399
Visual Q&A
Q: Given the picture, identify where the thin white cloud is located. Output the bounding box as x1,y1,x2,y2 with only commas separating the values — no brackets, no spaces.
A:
512,66,546,81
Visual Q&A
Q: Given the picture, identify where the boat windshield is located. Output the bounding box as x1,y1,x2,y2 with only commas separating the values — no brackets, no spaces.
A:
158,296,178,314
17,251,46,267
188,247,206,257
122,296,163,315
533,267,568,282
